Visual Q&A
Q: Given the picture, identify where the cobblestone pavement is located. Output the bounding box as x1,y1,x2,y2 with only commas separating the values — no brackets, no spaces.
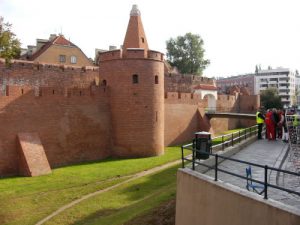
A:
200,139,300,210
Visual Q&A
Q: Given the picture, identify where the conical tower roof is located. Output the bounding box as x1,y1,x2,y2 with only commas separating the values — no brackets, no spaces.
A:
123,5,149,50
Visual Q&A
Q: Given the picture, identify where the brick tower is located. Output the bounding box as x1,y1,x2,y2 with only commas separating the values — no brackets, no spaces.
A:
99,5,164,157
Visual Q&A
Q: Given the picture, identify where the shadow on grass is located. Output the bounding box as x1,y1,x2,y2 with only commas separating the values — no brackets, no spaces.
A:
68,165,179,225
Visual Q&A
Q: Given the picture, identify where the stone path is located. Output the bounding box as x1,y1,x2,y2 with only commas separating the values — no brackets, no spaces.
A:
201,139,300,209
35,159,181,225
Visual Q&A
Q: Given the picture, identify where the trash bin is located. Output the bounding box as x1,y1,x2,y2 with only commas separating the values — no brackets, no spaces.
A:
193,131,212,159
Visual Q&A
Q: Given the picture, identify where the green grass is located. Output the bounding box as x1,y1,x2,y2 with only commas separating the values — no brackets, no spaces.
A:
0,128,250,225
44,164,179,225
0,146,186,225
212,128,249,145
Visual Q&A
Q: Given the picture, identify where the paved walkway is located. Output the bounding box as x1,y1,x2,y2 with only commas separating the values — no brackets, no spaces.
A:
201,139,300,209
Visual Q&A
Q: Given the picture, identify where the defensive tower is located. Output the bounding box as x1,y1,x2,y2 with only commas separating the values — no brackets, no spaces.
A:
99,5,164,157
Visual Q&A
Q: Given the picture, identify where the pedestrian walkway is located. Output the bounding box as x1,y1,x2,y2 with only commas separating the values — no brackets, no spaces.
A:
202,139,300,209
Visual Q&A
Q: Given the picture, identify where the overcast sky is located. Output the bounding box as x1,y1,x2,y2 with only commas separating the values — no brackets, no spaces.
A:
1,0,299,77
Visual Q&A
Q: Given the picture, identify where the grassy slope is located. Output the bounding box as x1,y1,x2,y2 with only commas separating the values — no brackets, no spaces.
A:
0,147,184,225
44,165,179,225
0,128,247,225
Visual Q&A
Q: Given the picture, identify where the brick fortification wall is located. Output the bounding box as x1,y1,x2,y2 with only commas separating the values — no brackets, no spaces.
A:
0,59,99,95
164,73,214,92
99,49,164,157
0,85,111,176
164,92,258,145
164,92,211,146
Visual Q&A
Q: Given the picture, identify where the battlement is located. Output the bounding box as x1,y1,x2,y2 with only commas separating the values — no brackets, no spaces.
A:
0,58,99,72
165,74,215,93
217,94,237,101
2,85,108,98
98,49,163,62
164,92,202,104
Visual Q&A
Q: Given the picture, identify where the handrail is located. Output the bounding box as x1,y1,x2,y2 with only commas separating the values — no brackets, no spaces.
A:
181,125,300,200
211,125,258,152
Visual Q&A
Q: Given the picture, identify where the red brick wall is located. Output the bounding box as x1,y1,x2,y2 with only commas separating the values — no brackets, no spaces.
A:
0,60,99,95
164,74,214,92
0,86,111,176
209,116,256,134
240,95,260,113
165,103,200,146
164,93,257,144
217,94,238,112
99,57,164,157
164,94,211,145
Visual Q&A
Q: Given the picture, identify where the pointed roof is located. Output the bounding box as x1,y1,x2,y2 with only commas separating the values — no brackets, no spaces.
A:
123,5,149,50
28,35,77,60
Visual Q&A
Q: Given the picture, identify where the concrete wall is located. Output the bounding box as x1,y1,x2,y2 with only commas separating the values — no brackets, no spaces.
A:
176,169,300,225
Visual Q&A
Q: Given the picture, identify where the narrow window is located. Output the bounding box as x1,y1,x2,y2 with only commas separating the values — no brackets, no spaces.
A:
102,80,107,86
70,56,77,64
156,111,158,122
53,90,55,94
59,55,66,63
141,37,144,43
79,91,82,96
21,89,24,95
155,75,159,84
132,74,139,84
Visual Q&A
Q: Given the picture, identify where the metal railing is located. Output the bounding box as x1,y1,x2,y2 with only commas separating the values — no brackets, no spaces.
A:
204,107,256,114
211,125,258,152
181,126,300,199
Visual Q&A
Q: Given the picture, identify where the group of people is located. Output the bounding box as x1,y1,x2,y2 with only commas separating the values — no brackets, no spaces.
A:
256,108,289,142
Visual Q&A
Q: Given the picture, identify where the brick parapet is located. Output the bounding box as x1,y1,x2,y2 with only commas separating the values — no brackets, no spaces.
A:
0,59,99,95
164,92,202,105
165,74,215,93
2,85,108,99
0,58,99,72
98,49,163,62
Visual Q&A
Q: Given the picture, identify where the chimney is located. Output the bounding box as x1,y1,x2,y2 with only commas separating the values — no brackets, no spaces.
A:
109,46,117,50
49,34,57,40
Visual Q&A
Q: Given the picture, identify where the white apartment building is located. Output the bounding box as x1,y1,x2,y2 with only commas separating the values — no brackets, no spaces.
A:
295,74,300,105
255,68,296,108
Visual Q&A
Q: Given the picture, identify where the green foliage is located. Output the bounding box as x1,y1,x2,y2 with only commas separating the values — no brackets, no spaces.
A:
166,32,210,75
0,17,21,64
260,88,283,109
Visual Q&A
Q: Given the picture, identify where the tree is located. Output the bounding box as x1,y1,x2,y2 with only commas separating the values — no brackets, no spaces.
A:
0,17,21,64
166,33,210,75
260,88,283,109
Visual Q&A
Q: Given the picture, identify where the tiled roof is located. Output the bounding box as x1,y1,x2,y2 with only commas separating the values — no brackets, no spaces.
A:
53,35,76,46
193,84,218,90
29,35,77,60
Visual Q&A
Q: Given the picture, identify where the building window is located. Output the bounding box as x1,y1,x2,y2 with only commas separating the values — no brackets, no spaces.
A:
155,75,159,84
70,56,77,64
132,74,139,84
102,80,107,86
141,37,144,43
59,55,66,63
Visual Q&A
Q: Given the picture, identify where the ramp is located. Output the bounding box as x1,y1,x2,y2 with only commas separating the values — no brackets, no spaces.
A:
18,133,51,176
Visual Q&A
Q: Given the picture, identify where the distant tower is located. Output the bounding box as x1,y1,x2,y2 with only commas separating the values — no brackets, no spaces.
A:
99,5,164,157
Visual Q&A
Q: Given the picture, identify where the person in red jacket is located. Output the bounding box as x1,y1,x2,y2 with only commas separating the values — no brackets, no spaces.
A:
265,109,275,140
